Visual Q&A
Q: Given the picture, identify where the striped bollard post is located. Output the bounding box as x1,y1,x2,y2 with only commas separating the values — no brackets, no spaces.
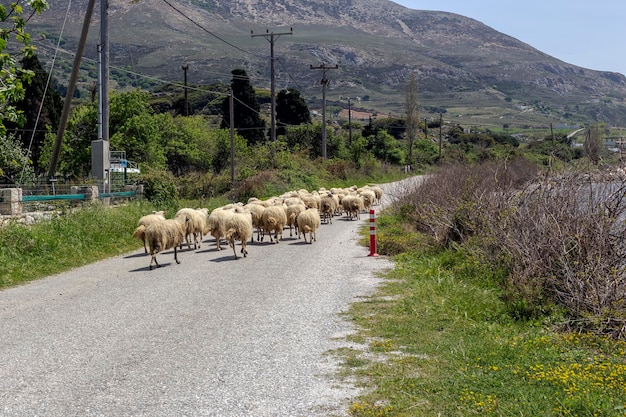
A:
368,209,379,257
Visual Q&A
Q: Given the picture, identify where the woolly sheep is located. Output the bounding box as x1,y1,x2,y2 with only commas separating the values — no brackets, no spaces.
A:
297,207,321,244
206,206,236,251
133,210,166,253
285,202,306,237
371,185,384,205
320,192,338,224
145,216,188,270
260,204,287,243
224,210,253,259
359,189,376,212
244,202,266,242
175,207,207,250
342,194,364,220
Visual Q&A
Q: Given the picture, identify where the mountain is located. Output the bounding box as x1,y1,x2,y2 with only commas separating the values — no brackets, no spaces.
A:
28,0,626,128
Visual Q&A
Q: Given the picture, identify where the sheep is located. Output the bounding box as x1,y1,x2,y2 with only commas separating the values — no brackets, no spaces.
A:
260,204,287,243
244,202,266,242
285,202,306,237
342,194,364,220
224,210,253,259
175,207,207,250
371,185,384,205
320,192,338,224
145,216,188,270
297,207,321,244
359,189,377,212
206,206,236,251
133,210,166,253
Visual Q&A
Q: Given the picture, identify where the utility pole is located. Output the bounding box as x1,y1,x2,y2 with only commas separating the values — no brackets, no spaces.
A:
341,96,353,145
182,64,189,116
252,28,293,142
310,63,338,159
230,90,235,186
438,112,443,160
48,0,96,180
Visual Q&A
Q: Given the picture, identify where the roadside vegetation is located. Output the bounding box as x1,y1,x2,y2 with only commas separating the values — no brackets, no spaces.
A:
343,156,626,416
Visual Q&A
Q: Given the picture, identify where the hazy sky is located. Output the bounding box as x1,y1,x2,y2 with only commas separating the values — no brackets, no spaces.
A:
393,0,626,76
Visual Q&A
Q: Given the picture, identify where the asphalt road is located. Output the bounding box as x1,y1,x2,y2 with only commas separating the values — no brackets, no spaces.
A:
0,181,416,417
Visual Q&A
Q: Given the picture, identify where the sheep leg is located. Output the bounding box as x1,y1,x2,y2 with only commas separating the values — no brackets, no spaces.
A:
174,246,181,264
228,236,238,259
149,255,160,270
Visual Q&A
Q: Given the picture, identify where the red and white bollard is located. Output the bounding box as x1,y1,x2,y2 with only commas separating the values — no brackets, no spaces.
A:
368,209,379,257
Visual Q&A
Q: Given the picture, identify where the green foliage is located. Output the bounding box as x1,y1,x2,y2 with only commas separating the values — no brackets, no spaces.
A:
6,54,63,173
0,133,35,183
276,88,310,136
220,69,266,145
367,130,405,164
136,167,179,209
0,0,49,135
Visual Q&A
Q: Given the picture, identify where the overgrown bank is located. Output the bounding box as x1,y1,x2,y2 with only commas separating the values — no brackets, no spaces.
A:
343,159,626,416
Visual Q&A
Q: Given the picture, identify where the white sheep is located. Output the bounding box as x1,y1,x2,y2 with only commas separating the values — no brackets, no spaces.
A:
358,189,376,212
244,202,266,242
260,204,287,243
145,216,188,270
133,210,166,253
206,206,236,250
320,192,338,224
285,202,306,237
175,207,207,250
297,207,321,243
224,210,253,259
342,194,364,220
371,185,384,205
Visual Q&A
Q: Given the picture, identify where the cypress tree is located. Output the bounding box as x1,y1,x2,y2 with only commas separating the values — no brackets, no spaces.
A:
220,69,266,145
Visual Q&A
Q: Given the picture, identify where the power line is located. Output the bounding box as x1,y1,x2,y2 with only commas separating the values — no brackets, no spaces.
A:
160,0,257,57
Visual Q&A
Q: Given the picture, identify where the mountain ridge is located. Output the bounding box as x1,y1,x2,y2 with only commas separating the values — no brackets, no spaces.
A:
29,0,626,128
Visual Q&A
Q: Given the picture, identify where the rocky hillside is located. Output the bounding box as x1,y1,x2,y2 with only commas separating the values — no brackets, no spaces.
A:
29,0,626,128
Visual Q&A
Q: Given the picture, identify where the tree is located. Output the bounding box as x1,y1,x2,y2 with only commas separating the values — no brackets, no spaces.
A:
584,124,606,165
0,133,34,183
0,0,49,135
6,54,63,173
405,72,420,159
275,88,310,136
220,69,266,145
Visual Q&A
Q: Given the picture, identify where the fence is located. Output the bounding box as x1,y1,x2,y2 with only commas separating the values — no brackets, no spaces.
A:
0,185,143,216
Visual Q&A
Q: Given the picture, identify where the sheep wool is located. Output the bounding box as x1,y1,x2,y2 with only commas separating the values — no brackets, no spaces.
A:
133,211,166,253
224,211,253,259
206,206,236,250
297,207,321,244
285,203,306,237
145,216,188,270
260,205,287,243
175,207,207,250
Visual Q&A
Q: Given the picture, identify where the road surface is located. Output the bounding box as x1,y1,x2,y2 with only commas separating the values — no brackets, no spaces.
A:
0,181,421,417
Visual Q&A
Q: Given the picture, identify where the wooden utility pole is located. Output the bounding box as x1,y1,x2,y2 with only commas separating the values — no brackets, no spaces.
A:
48,0,97,180
310,63,338,159
252,28,293,142
182,64,189,116
230,90,235,186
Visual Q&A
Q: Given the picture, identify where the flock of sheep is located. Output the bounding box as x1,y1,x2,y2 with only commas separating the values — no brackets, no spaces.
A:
132,185,384,270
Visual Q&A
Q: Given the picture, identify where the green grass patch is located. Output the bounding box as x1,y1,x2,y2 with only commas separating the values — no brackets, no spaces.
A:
0,201,156,287
341,246,626,416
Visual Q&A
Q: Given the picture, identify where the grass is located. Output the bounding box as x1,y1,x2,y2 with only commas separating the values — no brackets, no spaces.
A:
340,238,626,416
0,202,152,287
